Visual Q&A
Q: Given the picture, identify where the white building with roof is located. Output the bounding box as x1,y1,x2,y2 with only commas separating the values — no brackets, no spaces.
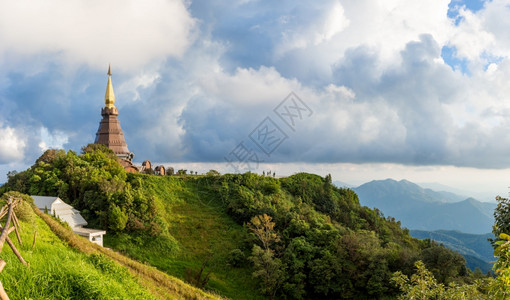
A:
31,195,106,247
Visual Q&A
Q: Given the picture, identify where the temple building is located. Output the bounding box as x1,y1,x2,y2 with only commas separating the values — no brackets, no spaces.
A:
95,66,138,172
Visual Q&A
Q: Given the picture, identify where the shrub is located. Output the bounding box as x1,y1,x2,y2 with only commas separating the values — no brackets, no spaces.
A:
109,205,128,231
227,249,246,267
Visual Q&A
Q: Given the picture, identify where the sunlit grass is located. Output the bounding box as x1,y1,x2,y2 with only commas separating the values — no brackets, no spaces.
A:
28,201,222,300
106,175,264,299
0,205,154,299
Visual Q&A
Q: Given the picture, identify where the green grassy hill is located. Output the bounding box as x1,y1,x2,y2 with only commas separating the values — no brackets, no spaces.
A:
1,146,483,299
104,173,466,299
105,175,262,299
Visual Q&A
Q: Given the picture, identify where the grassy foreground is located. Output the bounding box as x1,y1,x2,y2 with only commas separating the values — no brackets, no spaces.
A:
0,196,221,300
32,203,222,300
0,201,153,299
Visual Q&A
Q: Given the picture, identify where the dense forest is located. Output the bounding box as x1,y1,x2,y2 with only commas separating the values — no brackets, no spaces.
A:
3,145,510,299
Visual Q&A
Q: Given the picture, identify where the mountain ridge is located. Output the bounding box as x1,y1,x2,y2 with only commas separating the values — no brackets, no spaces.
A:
353,178,496,234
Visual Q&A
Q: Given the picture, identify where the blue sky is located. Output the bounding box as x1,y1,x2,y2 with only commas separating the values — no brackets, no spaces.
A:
2,0,510,200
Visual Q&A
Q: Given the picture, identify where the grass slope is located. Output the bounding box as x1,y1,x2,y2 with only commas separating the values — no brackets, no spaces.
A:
0,202,154,299
32,202,221,300
106,175,263,299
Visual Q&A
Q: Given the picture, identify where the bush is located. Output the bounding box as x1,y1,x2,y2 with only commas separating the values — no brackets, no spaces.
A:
206,170,220,176
109,205,128,231
227,249,246,267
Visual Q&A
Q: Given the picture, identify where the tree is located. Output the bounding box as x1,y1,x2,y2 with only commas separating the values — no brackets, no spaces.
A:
392,261,487,299
248,214,280,250
487,197,510,297
109,204,128,231
166,167,174,176
419,245,466,284
251,245,285,299
6,170,18,179
489,233,510,298
248,214,285,298
493,196,510,242
206,170,220,176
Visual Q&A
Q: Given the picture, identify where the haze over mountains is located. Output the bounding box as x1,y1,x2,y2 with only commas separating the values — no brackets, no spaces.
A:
341,178,497,272
410,230,494,273
349,179,496,234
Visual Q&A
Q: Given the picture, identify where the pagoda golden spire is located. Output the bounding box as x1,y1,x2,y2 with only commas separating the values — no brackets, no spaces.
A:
104,64,116,108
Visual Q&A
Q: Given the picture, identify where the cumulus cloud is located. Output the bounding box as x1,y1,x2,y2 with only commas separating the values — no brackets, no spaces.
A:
0,125,25,163
0,0,196,71
165,30,509,168
275,1,350,55
5,0,510,172
38,127,69,152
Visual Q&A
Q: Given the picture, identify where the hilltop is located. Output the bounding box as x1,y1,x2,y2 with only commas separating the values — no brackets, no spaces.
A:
1,145,482,299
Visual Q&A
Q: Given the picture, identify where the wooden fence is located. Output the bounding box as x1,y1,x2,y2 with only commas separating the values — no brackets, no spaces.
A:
0,197,28,300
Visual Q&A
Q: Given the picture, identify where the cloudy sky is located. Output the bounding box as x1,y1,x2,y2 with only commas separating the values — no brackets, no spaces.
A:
1,0,510,200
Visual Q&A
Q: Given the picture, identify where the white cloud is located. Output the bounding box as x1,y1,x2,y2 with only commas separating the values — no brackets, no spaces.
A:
118,71,161,102
476,0,510,56
277,0,349,54
198,66,302,107
318,2,350,43
38,127,69,152
0,125,25,163
445,1,510,74
449,7,495,62
324,84,355,101
0,0,196,71
272,0,454,83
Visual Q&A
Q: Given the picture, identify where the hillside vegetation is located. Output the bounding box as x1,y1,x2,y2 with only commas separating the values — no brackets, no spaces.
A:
2,145,489,299
410,230,494,273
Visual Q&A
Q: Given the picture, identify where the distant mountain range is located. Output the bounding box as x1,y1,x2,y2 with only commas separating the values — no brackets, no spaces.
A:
346,179,497,272
352,179,496,234
410,230,494,273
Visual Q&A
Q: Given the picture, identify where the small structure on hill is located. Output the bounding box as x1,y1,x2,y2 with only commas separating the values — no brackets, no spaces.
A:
31,196,106,247
119,159,139,173
140,160,152,173
154,165,166,175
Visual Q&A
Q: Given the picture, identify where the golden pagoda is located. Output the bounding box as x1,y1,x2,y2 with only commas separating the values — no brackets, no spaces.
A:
94,65,134,162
